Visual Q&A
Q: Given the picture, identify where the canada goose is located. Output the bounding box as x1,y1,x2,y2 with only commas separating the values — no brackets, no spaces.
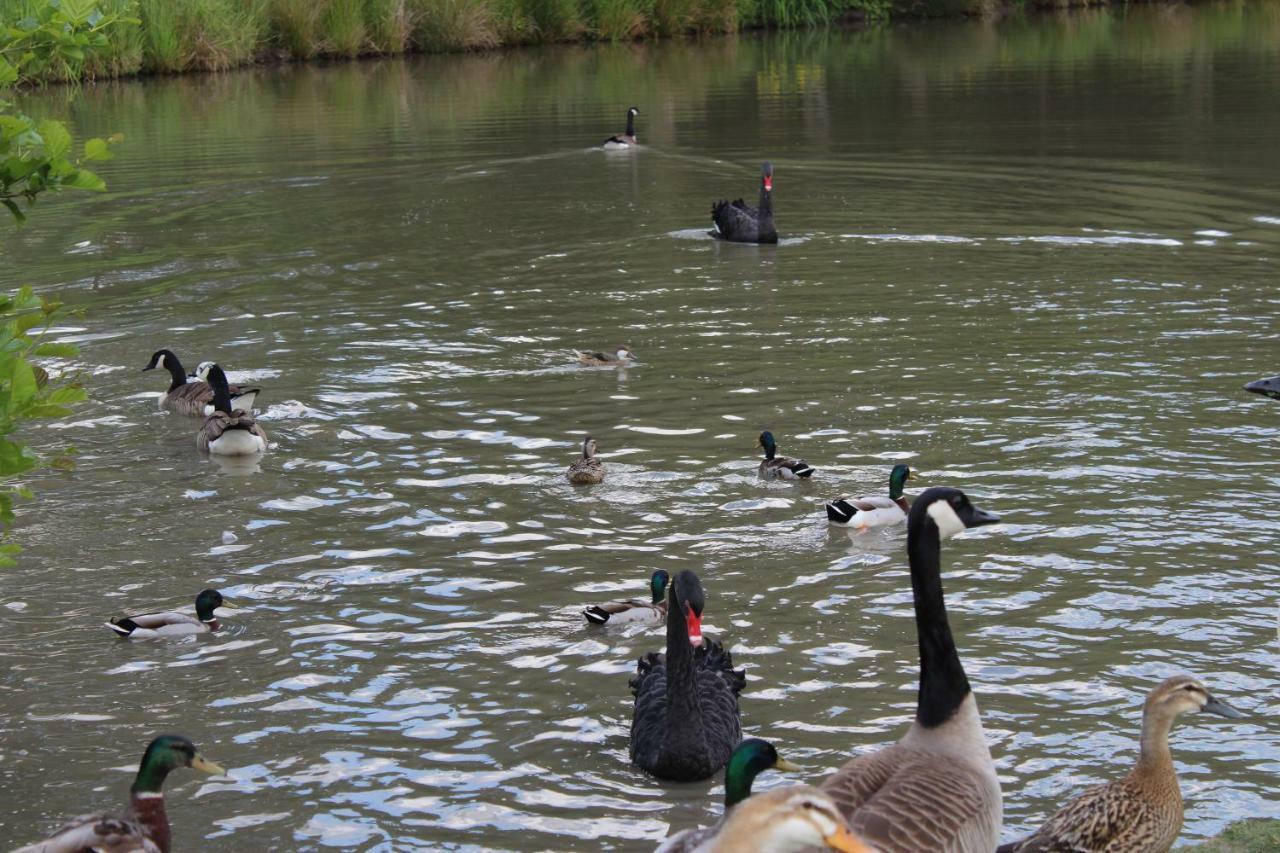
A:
197,364,268,456
826,465,919,529
574,347,637,366
604,106,639,148
997,675,1245,853
1244,375,1280,399
141,349,259,416
757,431,814,480
12,735,224,853
584,570,670,626
566,436,606,484
105,589,229,639
657,738,802,852
711,162,777,244
667,786,876,852
630,570,744,782
193,361,260,414
819,486,1002,853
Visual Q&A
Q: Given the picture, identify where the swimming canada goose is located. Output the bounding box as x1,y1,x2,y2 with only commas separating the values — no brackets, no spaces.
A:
757,431,814,480
566,436,606,484
1244,375,1280,399
584,570,670,626
12,734,224,853
997,675,1245,853
819,486,1002,853
630,570,745,782
657,738,803,852
711,162,777,244
105,589,229,639
574,346,637,366
826,465,919,529
197,364,268,456
604,106,639,148
193,360,260,414
141,349,260,416
666,786,875,852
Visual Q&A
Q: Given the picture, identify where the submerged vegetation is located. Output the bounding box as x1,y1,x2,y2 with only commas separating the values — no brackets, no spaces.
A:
0,0,1152,83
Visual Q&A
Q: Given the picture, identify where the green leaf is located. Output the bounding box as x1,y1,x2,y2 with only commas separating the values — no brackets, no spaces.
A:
82,136,112,161
1,199,24,224
33,342,78,357
45,385,86,404
63,168,104,191
4,357,37,407
36,119,71,159
0,56,16,88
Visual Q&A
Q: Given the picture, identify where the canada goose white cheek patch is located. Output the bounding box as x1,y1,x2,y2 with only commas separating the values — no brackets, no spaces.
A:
927,500,967,539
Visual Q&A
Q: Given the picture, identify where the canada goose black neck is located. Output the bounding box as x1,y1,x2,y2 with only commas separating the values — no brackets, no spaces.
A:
625,106,637,138
205,364,235,414
907,490,970,729
662,570,707,754
144,349,189,392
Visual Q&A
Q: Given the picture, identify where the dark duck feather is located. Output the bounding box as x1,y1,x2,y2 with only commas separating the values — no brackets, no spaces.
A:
711,162,777,244
629,569,744,782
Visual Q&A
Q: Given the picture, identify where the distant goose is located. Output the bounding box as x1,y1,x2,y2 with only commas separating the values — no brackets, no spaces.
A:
630,569,744,782
757,431,814,480
604,106,639,148
1244,375,1280,399
584,570,670,626
566,436,606,484
12,735,224,853
574,346,636,366
820,487,1003,853
142,349,260,416
826,465,919,529
711,162,777,244
997,674,1244,853
197,364,268,455
106,589,229,639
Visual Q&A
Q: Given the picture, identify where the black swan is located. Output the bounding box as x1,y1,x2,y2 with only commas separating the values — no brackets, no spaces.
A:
711,162,777,244
630,569,744,781
604,106,639,149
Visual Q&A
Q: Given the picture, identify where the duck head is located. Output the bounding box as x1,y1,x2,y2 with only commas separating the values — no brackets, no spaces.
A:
1244,375,1280,400
888,464,918,499
615,346,637,363
1149,674,1245,721
581,436,599,459
757,431,778,460
649,569,671,605
131,734,225,795
912,486,1000,540
671,569,705,647
724,738,801,808
194,589,227,624
715,787,872,852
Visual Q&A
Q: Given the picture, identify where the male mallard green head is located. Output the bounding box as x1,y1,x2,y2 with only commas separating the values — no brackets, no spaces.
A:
671,570,705,647
649,570,671,605
757,431,777,459
888,464,918,499
913,486,1000,540
724,738,801,808
132,735,225,795
1245,375,1280,400
194,589,227,623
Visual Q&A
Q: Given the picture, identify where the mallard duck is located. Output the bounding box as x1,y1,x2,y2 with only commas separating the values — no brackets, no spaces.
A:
12,734,224,853
193,361,260,414
584,570,670,626
657,738,802,852
574,347,636,366
566,436,606,484
997,675,1244,853
106,589,229,639
604,106,639,148
665,786,875,852
631,570,745,782
820,487,1002,853
711,162,777,244
826,465,919,529
1244,375,1280,399
141,349,259,417
757,431,814,480
197,364,268,456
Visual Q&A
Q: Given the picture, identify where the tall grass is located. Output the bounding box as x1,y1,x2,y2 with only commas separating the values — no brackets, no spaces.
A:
365,0,411,53
586,0,647,41
324,0,366,57
524,0,581,41
409,0,499,52
270,0,325,58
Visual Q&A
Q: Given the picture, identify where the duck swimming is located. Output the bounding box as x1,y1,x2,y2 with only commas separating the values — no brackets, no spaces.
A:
1244,375,1280,399
584,570,670,626
711,162,777,244
566,436,606,484
757,431,814,480
574,346,636,366
106,589,229,639
826,465,918,529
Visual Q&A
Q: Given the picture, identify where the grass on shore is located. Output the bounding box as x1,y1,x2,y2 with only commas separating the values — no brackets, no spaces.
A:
1192,819,1280,852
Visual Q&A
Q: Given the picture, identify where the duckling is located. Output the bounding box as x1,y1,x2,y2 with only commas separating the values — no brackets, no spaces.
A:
197,364,268,456
193,361,260,414
998,674,1245,853
574,346,637,366
106,589,229,639
826,465,918,529
566,436,606,484
1244,375,1280,399
669,786,874,852
13,735,224,853
657,738,802,852
584,570,670,626
604,106,639,149
141,349,259,417
757,431,814,480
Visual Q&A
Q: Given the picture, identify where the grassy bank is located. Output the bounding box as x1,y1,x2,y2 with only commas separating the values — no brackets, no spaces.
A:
0,0,1179,83
1192,819,1280,852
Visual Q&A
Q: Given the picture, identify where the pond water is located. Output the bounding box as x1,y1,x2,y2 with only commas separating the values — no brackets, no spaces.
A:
1,3,1278,850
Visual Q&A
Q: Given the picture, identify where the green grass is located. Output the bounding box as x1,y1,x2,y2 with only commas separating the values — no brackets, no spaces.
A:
1192,820,1280,852
409,0,500,52
270,0,325,58
323,0,367,57
586,0,648,41
365,0,410,53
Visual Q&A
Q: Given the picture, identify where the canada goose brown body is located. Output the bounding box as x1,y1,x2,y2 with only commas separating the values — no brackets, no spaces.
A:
142,349,259,417
196,364,267,455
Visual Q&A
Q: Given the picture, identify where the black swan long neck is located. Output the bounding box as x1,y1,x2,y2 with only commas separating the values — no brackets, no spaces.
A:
907,512,970,728
661,592,705,753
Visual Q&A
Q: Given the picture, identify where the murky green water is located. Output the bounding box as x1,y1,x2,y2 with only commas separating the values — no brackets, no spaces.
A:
2,4,1279,850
